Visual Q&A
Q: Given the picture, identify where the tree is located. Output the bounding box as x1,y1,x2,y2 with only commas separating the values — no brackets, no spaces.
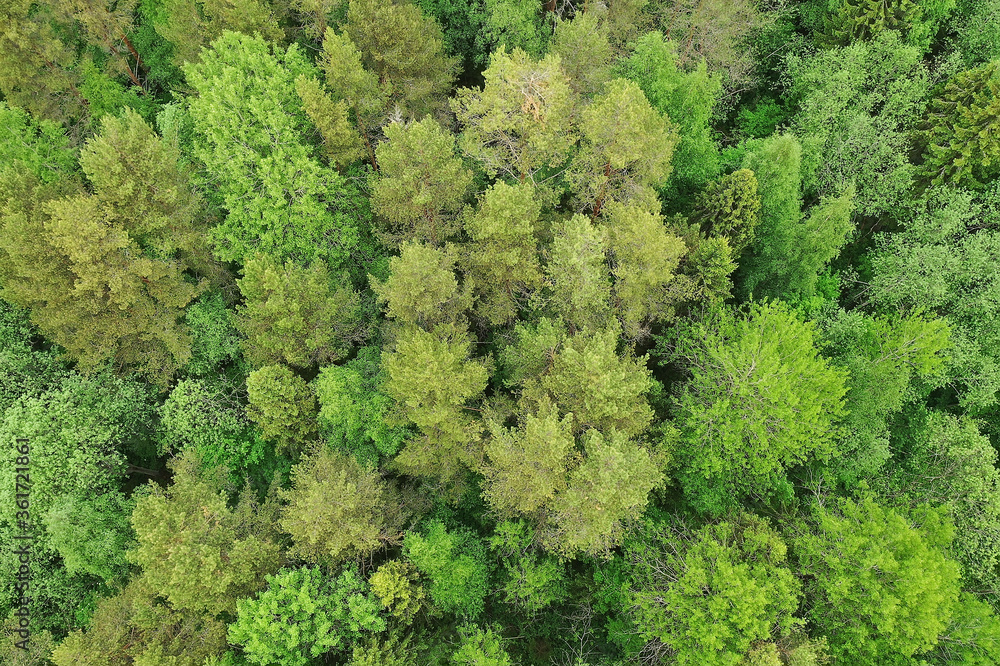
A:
245,365,318,453
525,326,655,438
482,397,576,516
665,302,848,511
43,491,134,584
600,201,689,341
0,2,87,124
645,0,777,94
692,168,761,253
792,496,961,663
48,0,148,91
885,411,1000,599
404,520,490,618
383,326,489,484
235,254,368,369
917,62,1000,190
621,32,722,190
128,450,282,616
151,0,287,66
0,372,154,540
344,0,458,118
0,109,206,385
567,78,678,216
547,214,613,333
372,116,473,248
488,520,567,613
228,566,386,666
295,74,365,169
314,361,411,466
50,576,230,665
819,0,922,46
185,31,361,266
549,13,613,98
542,428,663,558
452,46,577,186
817,310,950,483
461,181,544,326
621,514,802,666
371,241,472,332
786,30,928,217
369,559,426,621
451,623,515,665
868,186,1000,410
481,0,547,59
735,133,803,298
819,0,956,51
158,377,281,488
279,446,403,564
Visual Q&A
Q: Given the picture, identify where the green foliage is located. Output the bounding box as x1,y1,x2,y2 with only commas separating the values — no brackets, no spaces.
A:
44,491,134,583
525,326,655,438
372,241,472,331
786,30,928,218
383,326,489,484
314,362,411,465
461,181,544,326
245,364,318,453
817,310,950,483
482,397,575,516
885,411,1000,599
295,74,364,168
372,116,473,248
666,302,848,510
404,519,490,618
184,291,242,376
693,168,761,253
279,446,402,564
0,371,154,540
601,201,689,340
344,0,458,118
151,0,287,67
793,495,961,663
481,0,547,59
128,450,282,616
369,559,426,621
0,109,205,385
917,62,1000,190
0,300,67,414
622,514,802,666
737,134,854,301
869,186,1000,410
489,520,567,613
235,253,367,369
452,623,515,665
550,13,613,98
621,32,722,190
819,0,956,51
452,46,577,185
0,101,77,182
568,77,678,215
185,31,361,266
542,428,663,558
228,566,386,666
924,592,1000,665
547,214,613,333
50,576,230,665
158,378,283,491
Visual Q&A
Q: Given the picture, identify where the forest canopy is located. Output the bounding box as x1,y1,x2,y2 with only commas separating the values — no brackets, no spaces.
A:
2,0,1000,664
